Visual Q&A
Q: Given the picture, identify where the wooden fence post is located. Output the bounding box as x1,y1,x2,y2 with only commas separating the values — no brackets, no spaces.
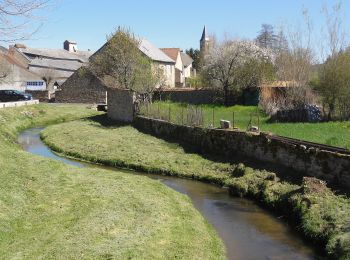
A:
212,108,215,127
168,105,171,122
181,106,184,125
157,103,160,119
232,111,235,128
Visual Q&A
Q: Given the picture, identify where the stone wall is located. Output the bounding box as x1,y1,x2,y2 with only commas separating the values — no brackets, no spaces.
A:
107,89,136,123
25,90,49,102
153,88,220,105
55,68,107,104
153,88,256,105
134,116,350,189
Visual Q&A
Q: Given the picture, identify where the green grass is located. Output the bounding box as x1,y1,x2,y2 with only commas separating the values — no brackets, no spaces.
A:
42,117,350,259
0,104,225,259
140,102,350,149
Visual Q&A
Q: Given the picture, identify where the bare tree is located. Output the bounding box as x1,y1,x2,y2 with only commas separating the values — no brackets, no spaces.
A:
262,11,317,114
202,40,274,106
0,0,51,43
41,67,55,90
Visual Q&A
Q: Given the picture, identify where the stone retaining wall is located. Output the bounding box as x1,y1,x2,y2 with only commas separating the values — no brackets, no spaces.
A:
134,116,350,189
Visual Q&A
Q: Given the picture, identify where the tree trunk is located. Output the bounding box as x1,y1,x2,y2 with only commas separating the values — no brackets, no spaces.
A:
223,85,229,106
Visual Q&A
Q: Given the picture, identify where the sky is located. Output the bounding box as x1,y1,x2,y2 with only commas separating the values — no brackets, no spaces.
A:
20,0,350,53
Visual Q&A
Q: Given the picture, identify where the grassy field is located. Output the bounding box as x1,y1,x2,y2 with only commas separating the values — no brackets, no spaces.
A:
42,117,350,259
0,104,225,259
140,102,350,149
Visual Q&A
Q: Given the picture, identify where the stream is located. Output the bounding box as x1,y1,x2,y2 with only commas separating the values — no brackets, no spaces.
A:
18,128,323,260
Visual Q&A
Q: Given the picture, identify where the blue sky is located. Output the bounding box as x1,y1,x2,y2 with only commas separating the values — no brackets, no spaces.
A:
23,0,350,53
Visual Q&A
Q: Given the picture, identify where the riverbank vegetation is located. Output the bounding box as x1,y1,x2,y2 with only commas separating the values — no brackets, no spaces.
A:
140,101,350,149
0,104,225,259
42,116,350,259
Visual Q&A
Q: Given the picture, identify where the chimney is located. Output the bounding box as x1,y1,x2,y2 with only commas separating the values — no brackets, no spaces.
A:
13,43,27,49
63,40,78,52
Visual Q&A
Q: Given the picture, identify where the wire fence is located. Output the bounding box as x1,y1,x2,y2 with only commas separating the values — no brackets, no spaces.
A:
138,102,262,131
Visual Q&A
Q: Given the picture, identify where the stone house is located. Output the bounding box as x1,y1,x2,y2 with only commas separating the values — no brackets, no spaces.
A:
56,38,176,104
139,39,175,88
180,52,195,83
160,48,194,87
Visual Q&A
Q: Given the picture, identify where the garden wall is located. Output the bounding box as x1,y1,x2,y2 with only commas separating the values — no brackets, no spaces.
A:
26,90,49,102
153,88,239,105
107,89,135,123
134,116,350,189
153,88,259,106
153,88,219,105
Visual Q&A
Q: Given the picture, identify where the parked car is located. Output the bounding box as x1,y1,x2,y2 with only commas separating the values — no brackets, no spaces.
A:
0,90,33,102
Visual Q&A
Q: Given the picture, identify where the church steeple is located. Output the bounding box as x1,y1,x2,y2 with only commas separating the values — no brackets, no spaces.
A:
200,26,208,42
200,26,211,57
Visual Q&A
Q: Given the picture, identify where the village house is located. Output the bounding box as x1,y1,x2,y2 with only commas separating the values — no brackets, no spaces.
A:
9,41,92,98
160,48,194,87
0,49,44,91
56,38,176,103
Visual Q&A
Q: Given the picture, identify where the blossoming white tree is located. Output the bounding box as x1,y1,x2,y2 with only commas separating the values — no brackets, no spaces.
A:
202,40,274,106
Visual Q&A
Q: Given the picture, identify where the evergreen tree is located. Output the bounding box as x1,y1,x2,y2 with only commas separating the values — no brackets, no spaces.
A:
256,24,277,49
186,48,201,70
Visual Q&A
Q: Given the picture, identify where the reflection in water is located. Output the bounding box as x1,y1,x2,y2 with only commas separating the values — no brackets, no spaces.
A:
18,128,322,260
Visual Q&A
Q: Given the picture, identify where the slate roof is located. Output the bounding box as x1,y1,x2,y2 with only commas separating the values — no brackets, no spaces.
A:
180,52,193,67
18,47,92,63
29,66,74,79
200,26,210,41
139,39,175,63
29,58,83,71
0,46,7,53
160,48,180,62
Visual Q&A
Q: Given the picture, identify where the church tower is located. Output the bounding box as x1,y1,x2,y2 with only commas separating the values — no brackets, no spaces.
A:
200,26,211,57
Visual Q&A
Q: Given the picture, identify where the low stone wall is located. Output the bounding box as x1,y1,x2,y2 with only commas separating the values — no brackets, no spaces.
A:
0,100,39,109
107,89,135,123
55,68,107,104
153,88,256,105
26,90,49,102
134,116,350,189
153,88,224,105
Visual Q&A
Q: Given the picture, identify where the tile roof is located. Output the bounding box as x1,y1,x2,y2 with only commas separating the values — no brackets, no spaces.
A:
139,39,175,63
160,48,180,62
180,52,193,67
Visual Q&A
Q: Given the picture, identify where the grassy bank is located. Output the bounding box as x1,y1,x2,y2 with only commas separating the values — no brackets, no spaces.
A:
42,117,350,259
0,104,225,259
140,102,350,149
